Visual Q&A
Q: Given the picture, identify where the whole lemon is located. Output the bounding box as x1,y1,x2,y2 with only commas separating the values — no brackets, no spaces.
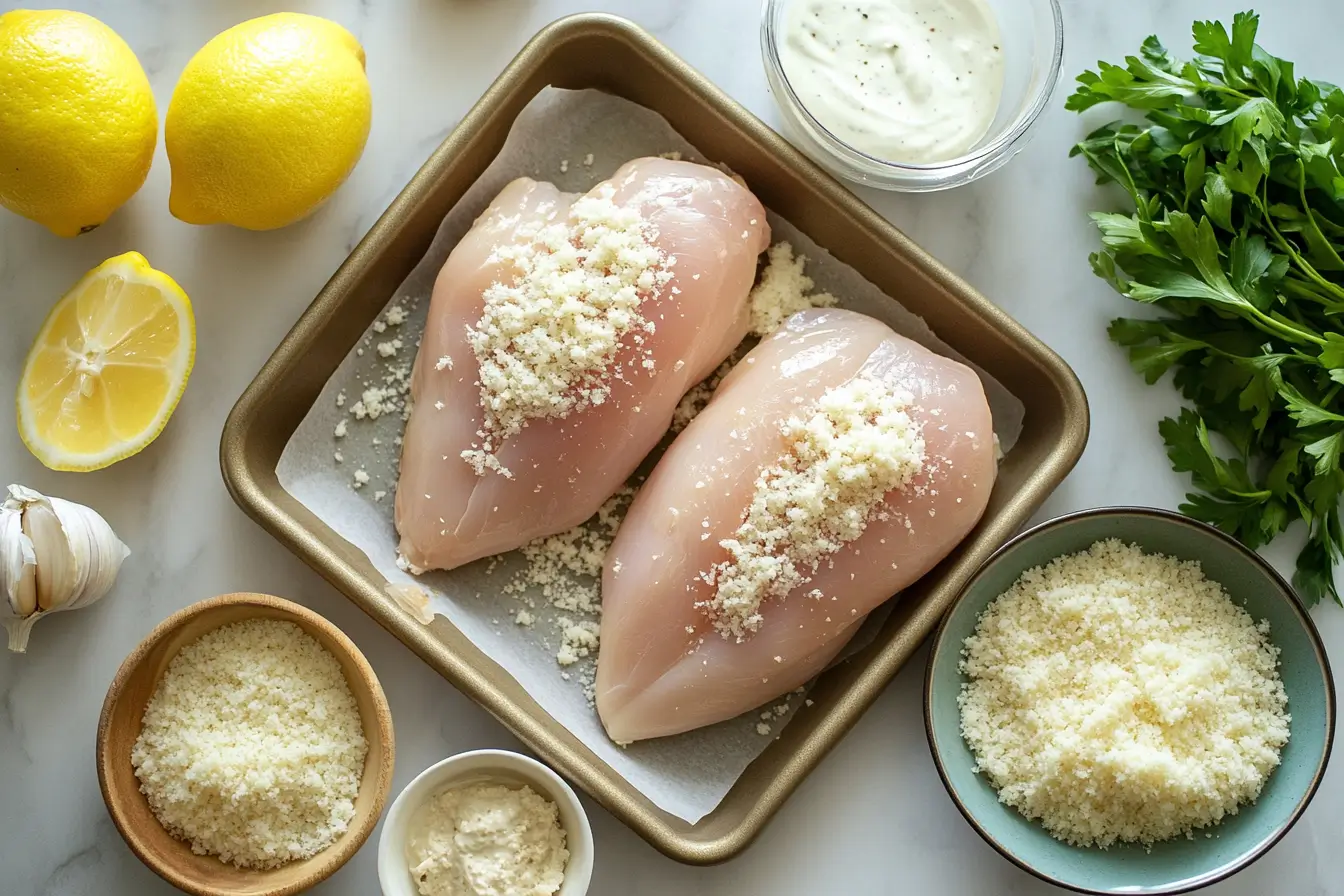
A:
166,14,372,231
0,10,157,237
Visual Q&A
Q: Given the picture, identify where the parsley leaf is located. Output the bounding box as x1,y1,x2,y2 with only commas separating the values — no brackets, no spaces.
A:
1072,10,1344,607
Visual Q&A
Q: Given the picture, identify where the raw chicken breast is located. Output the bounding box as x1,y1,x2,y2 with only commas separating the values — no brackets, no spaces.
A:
396,158,769,572
596,308,996,741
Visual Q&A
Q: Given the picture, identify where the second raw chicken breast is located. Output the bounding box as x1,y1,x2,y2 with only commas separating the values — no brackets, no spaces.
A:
596,308,997,741
395,158,769,573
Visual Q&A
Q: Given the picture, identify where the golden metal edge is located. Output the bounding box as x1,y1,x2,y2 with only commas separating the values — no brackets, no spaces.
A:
220,12,1090,864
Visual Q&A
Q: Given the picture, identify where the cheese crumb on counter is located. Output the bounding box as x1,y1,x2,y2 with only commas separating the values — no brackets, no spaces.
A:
702,376,925,640
958,539,1290,848
463,185,673,476
131,619,368,869
405,781,568,896
748,241,837,337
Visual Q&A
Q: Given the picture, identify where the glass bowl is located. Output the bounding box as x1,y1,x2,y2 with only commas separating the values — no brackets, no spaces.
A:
761,0,1064,191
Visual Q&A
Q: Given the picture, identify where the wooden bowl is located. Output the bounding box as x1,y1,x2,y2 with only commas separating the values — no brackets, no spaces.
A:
97,593,395,896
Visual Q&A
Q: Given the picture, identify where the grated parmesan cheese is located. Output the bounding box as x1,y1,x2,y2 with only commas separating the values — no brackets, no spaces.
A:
671,358,735,433
556,619,600,666
669,241,837,435
463,185,673,477
497,487,634,700
131,619,368,869
701,376,924,639
958,540,1290,848
747,242,837,337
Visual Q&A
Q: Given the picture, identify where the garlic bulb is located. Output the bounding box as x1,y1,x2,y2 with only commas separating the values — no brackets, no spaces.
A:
1,485,129,653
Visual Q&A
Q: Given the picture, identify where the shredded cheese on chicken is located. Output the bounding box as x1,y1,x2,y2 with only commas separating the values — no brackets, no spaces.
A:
463,184,673,477
701,376,925,640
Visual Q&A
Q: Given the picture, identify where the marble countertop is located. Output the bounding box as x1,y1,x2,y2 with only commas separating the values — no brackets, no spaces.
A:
2,1,1341,894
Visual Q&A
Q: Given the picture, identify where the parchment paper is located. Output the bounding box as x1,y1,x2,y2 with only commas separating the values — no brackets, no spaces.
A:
277,88,1025,823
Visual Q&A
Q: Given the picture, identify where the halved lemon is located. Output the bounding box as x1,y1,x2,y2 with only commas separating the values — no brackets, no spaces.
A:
17,252,195,471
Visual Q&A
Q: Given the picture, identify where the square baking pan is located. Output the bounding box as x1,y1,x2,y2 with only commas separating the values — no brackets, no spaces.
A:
221,13,1088,864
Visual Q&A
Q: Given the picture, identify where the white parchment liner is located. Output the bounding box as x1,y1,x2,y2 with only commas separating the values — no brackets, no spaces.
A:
277,88,1024,823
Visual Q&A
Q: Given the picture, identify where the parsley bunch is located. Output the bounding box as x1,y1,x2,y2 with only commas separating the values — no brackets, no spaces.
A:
1069,11,1344,606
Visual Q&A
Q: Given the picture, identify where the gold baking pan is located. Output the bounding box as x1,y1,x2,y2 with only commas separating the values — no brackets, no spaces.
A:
221,13,1088,864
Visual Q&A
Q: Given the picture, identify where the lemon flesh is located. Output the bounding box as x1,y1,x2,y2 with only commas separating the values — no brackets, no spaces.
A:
166,13,372,231
18,253,195,472
0,10,157,237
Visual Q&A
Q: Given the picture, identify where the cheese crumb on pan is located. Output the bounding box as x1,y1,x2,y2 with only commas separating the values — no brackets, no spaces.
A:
463,184,673,477
670,241,837,434
958,539,1290,848
670,358,735,433
499,487,634,700
747,241,837,337
701,376,925,640
131,619,368,868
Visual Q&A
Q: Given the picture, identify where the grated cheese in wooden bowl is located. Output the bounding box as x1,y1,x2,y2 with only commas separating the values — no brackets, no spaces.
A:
131,618,369,869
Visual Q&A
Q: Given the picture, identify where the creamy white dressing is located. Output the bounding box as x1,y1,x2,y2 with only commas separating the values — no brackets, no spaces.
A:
779,0,1005,164
405,781,568,896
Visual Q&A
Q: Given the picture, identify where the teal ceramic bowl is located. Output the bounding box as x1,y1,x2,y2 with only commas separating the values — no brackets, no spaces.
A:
924,507,1335,895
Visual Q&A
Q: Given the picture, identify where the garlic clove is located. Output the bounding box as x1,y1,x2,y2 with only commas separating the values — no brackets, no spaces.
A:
14,565,37,618
1,504,38,618
50,496,129,610
1,485,128,653
22,498,76,611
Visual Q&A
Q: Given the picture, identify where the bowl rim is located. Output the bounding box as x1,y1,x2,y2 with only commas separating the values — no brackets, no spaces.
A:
376,748,595,896
759,0,1066,176
922,506,1338,896
95,592,396,896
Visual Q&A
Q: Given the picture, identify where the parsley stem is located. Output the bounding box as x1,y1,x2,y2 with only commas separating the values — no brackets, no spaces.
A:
1260,189,1344,308
1283,276,1344,313
1245,305,1326,346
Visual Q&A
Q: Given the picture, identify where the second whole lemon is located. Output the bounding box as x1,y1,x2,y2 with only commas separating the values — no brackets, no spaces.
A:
0,10,157,237
166,14,372,230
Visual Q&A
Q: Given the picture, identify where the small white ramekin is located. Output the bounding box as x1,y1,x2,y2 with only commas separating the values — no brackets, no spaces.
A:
377,749,594,896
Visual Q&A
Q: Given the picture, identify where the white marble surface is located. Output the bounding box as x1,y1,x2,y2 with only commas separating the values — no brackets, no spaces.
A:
1,0,1341,893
